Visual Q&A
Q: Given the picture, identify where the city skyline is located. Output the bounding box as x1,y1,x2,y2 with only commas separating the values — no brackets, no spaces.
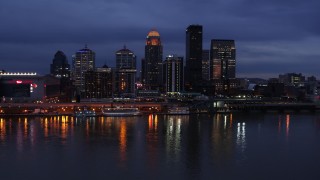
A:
1,0,320,78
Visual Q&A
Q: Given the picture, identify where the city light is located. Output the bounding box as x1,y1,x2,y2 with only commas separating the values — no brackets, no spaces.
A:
0,72,37,76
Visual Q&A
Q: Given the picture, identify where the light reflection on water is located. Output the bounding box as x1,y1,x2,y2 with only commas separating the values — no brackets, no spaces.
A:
0,113,319,179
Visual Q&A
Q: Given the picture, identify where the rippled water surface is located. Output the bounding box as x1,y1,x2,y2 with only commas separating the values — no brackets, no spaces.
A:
0,113,320,180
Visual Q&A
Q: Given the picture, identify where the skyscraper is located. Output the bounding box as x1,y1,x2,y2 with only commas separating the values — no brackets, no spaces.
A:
72,45,95,97
50,50,72,102
116,45,136,69
115,46,137,97
210,40,236,80
185,25,203,92
210,39,237,94
163,55,184,93
50,51,70,78
142,30,163,91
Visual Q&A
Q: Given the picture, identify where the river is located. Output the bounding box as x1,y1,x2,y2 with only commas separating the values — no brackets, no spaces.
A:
0,113,319,180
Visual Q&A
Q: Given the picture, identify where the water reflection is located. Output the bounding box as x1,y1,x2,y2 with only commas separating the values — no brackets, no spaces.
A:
119,119,127,165
1,113,318,179
277,114,291,138
0,118,6,143
236,122,246,154
211,114,234,167
164,115,187,163
286,114,290,138
146,114,159,170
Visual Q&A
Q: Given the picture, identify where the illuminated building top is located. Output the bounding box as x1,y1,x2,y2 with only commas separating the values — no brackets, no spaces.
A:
146,30,161,46
147,30,160,37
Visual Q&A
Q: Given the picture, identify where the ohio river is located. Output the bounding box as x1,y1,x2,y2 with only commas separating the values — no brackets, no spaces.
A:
0,113,319,180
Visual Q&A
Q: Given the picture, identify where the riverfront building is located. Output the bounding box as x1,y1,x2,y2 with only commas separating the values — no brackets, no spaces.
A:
50,51,72,102
0,72,45,103
142,30,163,91
84,65,113,99
163,55,184,93
210,39,238,95
185,25,203,92
50,51,70,78
72,45,95,97
114,46,137,97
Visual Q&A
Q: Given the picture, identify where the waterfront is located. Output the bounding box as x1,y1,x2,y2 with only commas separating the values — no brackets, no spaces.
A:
0,113,320,179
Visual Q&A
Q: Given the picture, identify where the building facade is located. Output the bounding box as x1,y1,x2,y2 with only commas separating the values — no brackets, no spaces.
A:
50,50,72,102
0,72,45,103
185,25,203,92
163,55,184,93
279,73,305,87
210,39,237,95
115,46,137,97
142,30,163,91
50,51,70,78
84,65,113,99
72,45,95,97
202,50,210,81
116,45,136,69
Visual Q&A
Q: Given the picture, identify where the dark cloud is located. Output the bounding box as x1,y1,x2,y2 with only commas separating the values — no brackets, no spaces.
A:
1,0,320,78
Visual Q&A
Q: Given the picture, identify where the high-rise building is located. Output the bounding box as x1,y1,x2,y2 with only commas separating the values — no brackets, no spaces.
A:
163,55,184,93
50,51,72,102
116,45,136,69
210,39,237,94
210,40,236,80
202,50,210,81
50,51,70,78
72,45,95,97
142,30,163,91
84,65,113,99
185,25,203,92
115,46,137,97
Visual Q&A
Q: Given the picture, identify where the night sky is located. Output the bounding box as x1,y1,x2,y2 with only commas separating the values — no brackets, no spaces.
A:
1,0,320,78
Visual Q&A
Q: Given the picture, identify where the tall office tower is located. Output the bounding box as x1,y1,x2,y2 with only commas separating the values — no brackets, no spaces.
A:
50,51,70,78
163,55,184,93
116,45,136,69
202,50,210,81
84,65,113,99
115,46,137,97
72,45,95,97
50,51,72,102
210,39,236,94
143,30,163,91
185,25,203,92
